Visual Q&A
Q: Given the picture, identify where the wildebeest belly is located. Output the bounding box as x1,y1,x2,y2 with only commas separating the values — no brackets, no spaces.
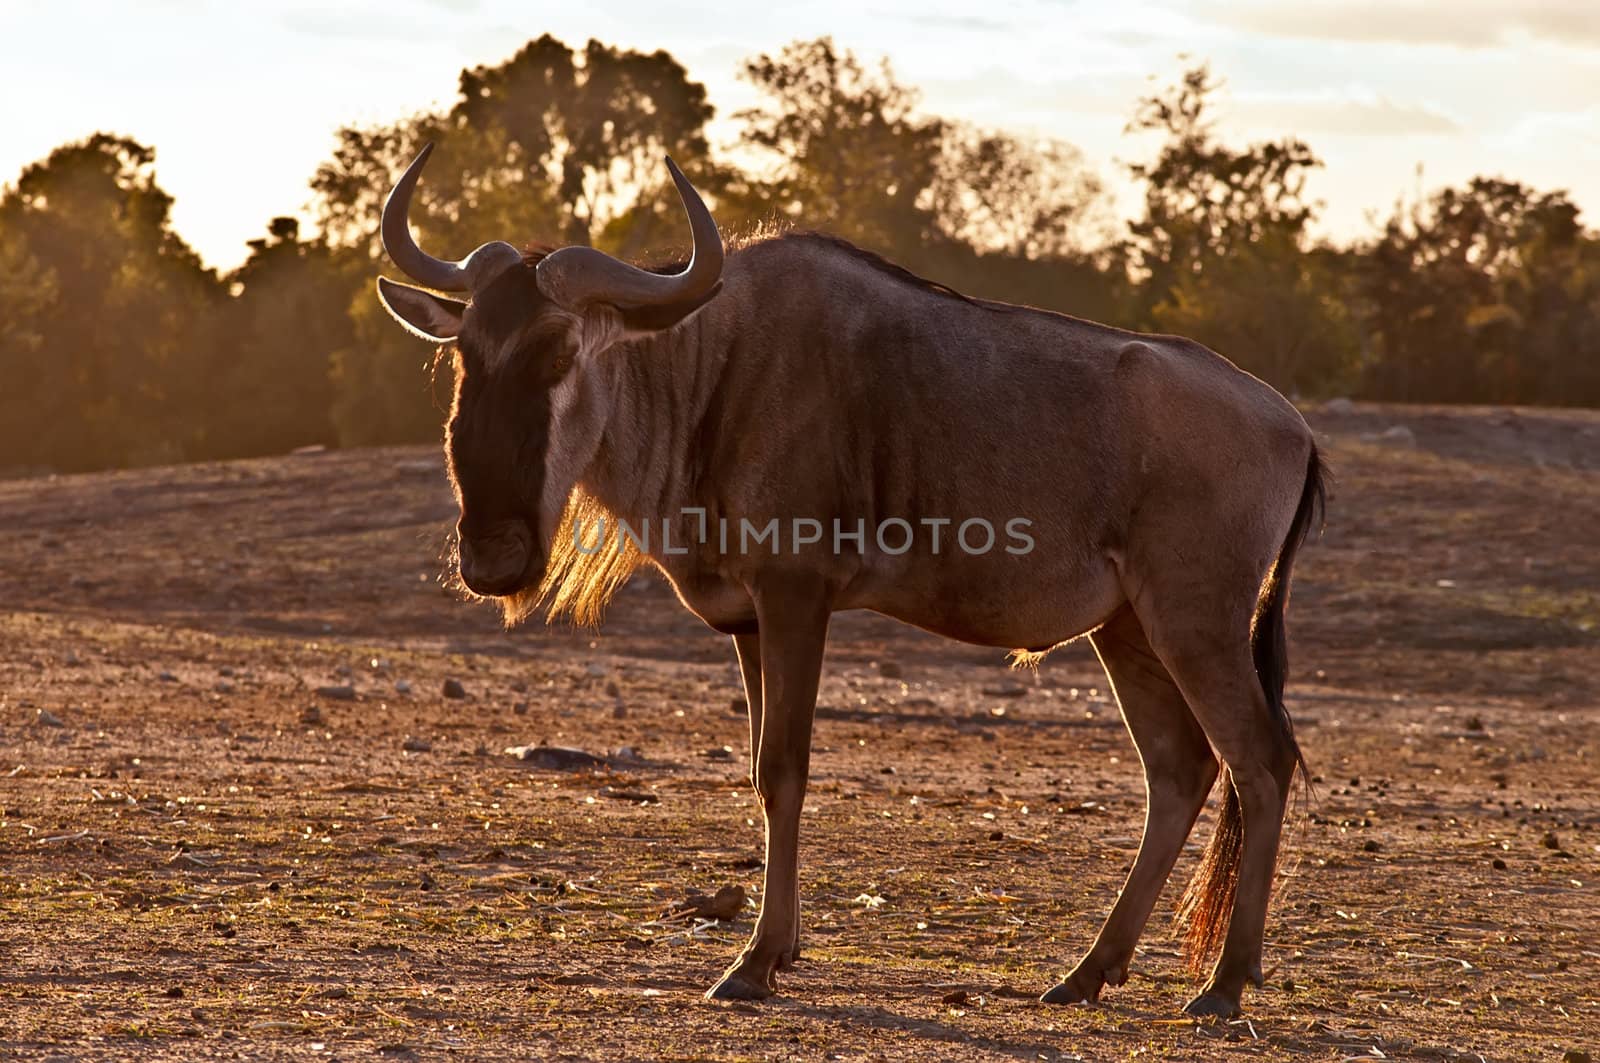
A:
841,538,1124,651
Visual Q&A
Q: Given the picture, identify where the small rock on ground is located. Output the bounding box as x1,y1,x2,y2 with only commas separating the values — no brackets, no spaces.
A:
506,745,610,771
1380,424,1417,447
659,884,746,922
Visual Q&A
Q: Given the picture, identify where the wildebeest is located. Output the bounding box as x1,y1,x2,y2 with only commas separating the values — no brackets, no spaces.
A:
376,144,1324,1018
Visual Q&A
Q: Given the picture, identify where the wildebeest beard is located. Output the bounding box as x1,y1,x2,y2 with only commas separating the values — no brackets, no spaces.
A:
472,487,644,629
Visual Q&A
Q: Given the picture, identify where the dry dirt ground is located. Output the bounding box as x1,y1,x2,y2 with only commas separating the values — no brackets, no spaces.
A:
2,401,1598,1061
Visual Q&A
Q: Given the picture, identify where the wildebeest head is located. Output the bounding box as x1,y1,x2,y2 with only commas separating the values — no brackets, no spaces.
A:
375,144,723,603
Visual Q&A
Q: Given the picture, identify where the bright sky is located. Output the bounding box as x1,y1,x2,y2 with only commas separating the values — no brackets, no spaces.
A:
4,0,1596,271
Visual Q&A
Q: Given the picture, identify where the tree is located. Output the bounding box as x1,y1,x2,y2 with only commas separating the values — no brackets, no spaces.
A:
1127,66,1354,394
202,218,354,458
929,127,1107,260
0,134,219,471
1127,66,1320,315
1155,234,1360,396
312,34,717,266
454,34,715,248
1361,177,1600,405
0,229,60,473
736,37,945,260
329,286,453,449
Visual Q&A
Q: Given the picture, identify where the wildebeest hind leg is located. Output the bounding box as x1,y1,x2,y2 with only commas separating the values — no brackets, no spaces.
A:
1042,605,1217,1004
1140,605,1298,1018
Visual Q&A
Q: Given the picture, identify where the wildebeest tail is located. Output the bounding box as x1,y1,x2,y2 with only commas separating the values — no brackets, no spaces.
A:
1176,443,1325,973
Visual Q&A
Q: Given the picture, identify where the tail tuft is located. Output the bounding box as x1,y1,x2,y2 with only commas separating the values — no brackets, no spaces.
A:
1176,776,1243,973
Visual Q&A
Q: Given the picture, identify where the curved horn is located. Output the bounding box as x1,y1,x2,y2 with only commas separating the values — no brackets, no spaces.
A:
381,142,521,293
535,156,723,310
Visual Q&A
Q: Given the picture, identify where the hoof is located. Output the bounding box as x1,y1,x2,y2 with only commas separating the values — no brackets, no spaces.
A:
1040,978,1099,1005
1183,990,1241,1019
705,971,775,1002
1041,959,1125,1005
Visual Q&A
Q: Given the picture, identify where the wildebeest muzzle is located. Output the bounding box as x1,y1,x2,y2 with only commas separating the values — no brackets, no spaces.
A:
457,520,537,597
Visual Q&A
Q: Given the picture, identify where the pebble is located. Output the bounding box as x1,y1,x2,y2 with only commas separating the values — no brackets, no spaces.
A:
941,989,969,1006
704,746,734,761
512,701,529,715
401,736,432,753
316,684,356,702
1362,840,1382,853
1543,831,1562,850
300,705,324,726
1322,397,1355,414
876,659,904,679
442,678,467,699
158,671,177,683
35,708,65,727
1379,424,1417,448
394,679,412,695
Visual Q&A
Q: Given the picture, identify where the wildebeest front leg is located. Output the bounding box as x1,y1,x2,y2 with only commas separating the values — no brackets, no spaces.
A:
707,578,829,1001
732,631,801,961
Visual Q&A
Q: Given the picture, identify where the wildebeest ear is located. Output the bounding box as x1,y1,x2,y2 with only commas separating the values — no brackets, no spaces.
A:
376,277,467,341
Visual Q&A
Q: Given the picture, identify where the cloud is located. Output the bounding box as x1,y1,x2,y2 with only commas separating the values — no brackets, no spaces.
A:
1212,0,1600,49
888,11,1013,32
1235,92,1463,137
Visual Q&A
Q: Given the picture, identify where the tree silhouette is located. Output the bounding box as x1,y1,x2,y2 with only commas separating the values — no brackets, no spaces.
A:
203,217,352,458
736,37,944,260
1363,177,1600,404
453,34,715,248
1127,66,1355,394
0,134,219,471
4,43,1598,476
